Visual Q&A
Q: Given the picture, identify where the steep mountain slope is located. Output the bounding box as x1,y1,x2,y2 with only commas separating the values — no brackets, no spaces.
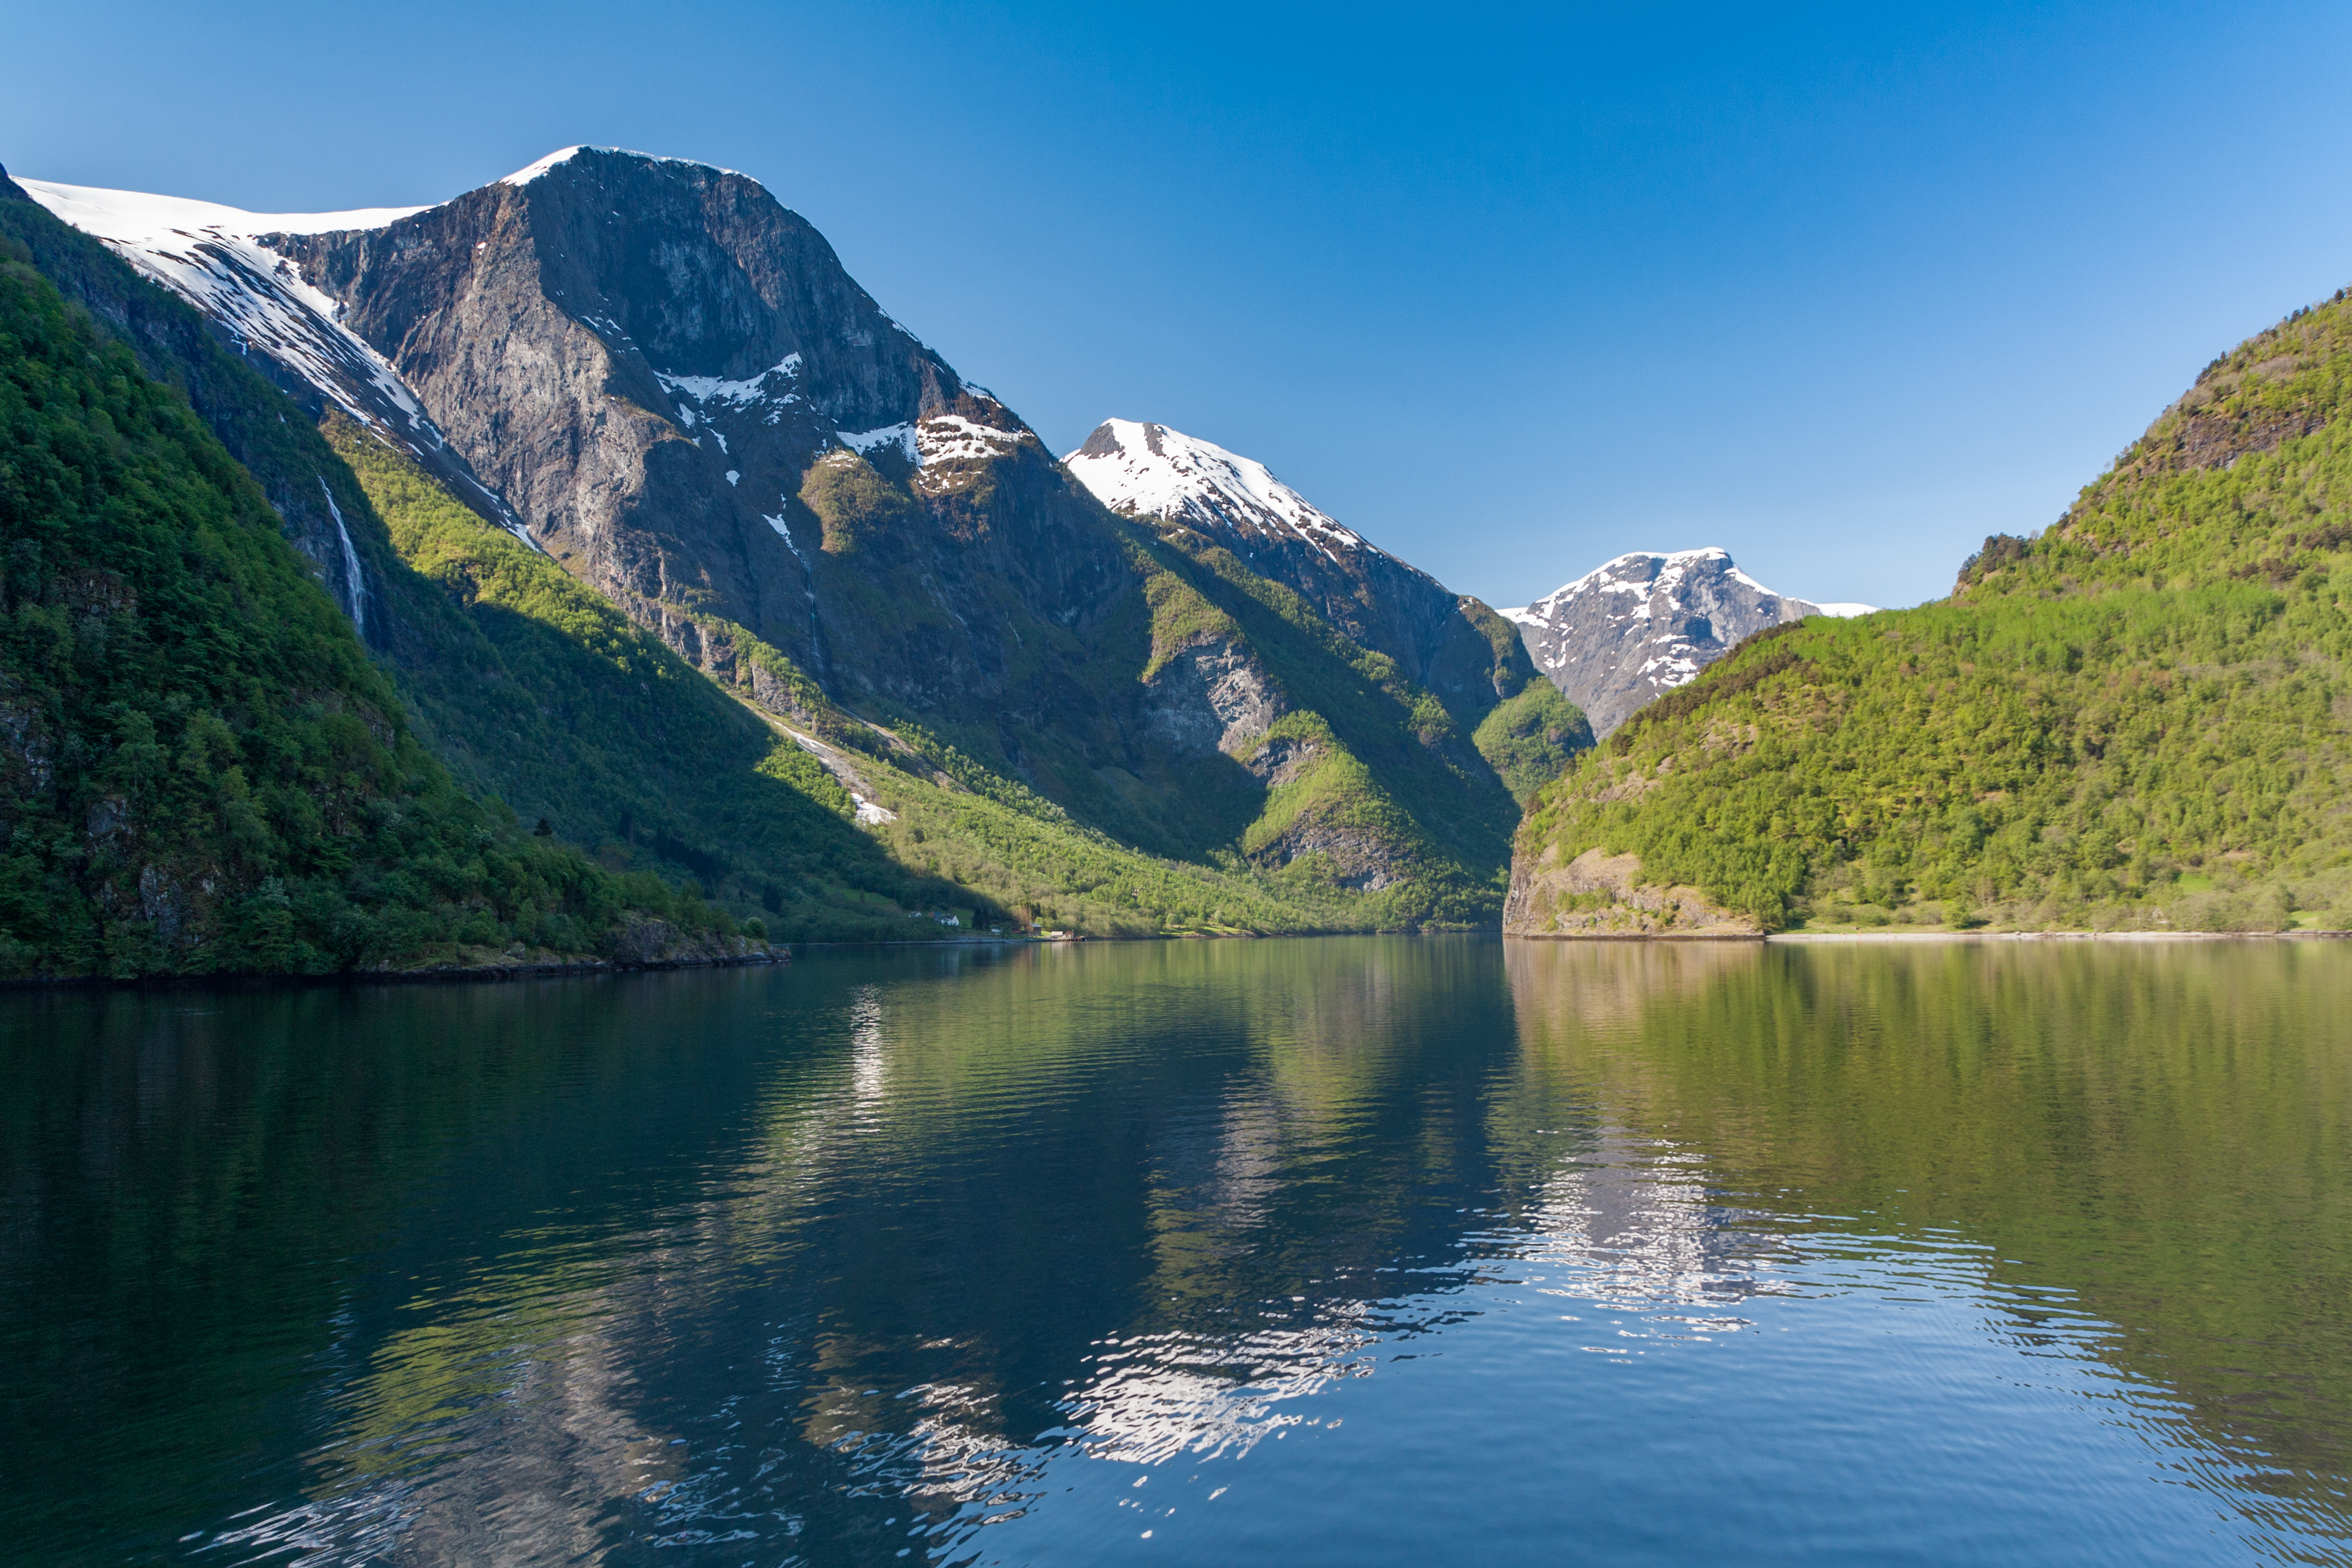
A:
0,228,759,977
1510,285,2352,936
1065,417,1591,804
15,178,535,595
24,149,1562,926
1502,548,1870,738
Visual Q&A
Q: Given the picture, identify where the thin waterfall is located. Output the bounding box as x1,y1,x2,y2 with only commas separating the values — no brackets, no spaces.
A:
319,478,367,638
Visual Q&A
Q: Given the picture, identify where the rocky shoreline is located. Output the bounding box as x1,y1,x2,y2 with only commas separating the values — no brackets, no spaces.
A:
1507,928,2352,943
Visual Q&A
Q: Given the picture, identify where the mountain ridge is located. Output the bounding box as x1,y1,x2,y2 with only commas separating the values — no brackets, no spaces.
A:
13,148,1578,934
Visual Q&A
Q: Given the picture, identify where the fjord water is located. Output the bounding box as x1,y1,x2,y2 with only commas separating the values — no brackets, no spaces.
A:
6,941,2350,1565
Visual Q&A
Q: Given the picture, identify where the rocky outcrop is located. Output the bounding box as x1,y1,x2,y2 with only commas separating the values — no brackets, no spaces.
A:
1504,844,1760,938
1144,638,1285,756
1504,549,1865,738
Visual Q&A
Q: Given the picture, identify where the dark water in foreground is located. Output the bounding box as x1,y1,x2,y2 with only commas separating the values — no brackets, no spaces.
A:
5,938,2350,1566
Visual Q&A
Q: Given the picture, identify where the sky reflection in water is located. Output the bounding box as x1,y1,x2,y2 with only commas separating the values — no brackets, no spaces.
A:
4,937,2348,1565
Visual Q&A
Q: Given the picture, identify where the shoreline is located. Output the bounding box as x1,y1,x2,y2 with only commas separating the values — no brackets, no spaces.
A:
1767,929,2352,943
0,946,790,993
1510,928,2352,943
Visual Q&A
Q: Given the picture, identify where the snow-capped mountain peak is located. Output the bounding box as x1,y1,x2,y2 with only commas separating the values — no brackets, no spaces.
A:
1064,419,1371,561
498,146,752,189
1061,419,1529,714
1506,549,1874,737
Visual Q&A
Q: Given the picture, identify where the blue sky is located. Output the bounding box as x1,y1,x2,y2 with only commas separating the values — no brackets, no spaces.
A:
8,2,2351,609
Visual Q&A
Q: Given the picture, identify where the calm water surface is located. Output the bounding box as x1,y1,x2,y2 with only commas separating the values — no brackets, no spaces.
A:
5,937,2350,1565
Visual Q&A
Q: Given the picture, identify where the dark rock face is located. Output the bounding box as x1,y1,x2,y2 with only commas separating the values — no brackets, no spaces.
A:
275,150,1147,747
1065,419,1533,720
1505,549,1828,739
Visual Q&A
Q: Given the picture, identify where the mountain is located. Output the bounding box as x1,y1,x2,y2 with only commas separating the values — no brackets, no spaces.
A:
15,149,1583,932
1064,419,1549,723
1063,418,1591,803
1501,548,1872,738
1509,284,2352,937
1,165,1027,950
0,189,766,977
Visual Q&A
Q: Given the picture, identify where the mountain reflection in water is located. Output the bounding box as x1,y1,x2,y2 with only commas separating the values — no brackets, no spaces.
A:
3,937,2348,1565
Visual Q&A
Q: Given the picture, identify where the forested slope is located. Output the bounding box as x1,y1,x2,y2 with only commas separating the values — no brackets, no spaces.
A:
0,244,761,976
1510,285,2352,935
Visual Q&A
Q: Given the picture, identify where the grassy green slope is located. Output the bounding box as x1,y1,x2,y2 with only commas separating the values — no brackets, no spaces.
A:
1514,285,2352,934
0,247,750,977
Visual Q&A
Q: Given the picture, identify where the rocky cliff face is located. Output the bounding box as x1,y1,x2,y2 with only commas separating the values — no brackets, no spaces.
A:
1504,549,1869,738
1503,844,1761,938
265,149,1128,723
1066,418,1531,721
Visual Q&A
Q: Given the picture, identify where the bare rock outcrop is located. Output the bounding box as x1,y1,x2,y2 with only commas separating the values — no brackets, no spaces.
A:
1504,844,1760,938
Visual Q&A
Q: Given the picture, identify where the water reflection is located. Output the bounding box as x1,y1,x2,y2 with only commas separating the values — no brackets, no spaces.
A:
4,939,2350,1565
1504,937,2352,1554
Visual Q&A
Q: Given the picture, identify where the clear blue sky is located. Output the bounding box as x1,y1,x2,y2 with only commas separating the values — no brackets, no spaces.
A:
8,2,2351,609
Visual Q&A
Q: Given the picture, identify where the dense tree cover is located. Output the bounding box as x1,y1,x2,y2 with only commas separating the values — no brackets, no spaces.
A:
0,249,745,976
1518,285,2352,933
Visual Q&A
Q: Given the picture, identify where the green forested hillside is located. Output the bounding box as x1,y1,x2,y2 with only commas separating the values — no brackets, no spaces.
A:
1512,285,2352,934
0,246,750,976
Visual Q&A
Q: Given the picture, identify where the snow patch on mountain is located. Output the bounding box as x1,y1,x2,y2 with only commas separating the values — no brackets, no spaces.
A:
838,422,916,462
916,415,1032,466
1064,420,1370,562
834,415,1032,471
15,177,542,552
657,353,802,409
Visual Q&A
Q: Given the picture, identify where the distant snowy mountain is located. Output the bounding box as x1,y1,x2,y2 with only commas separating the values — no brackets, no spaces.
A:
1066,419,1534,721
1504,549,1873,738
